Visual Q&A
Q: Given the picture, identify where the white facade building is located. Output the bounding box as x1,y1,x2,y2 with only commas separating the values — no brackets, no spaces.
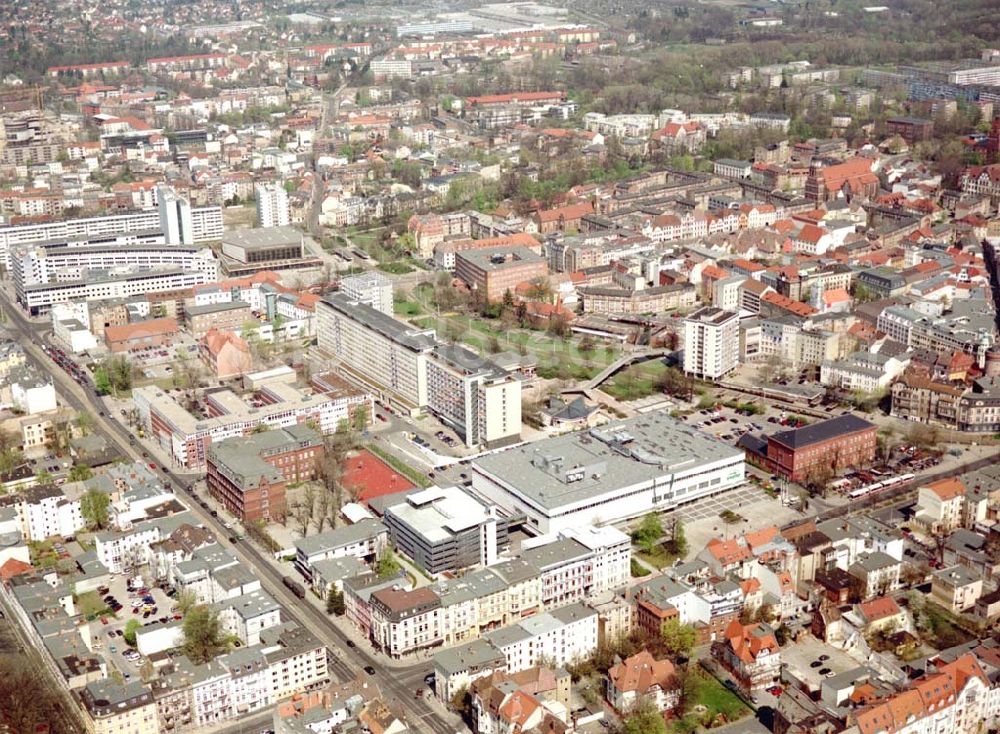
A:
484,603,598,674
339,272,394,316
254,182,290,228
472,412,745,535
683,306,740,380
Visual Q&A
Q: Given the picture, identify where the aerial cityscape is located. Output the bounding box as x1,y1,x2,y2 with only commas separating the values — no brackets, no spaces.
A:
2,1,1000,733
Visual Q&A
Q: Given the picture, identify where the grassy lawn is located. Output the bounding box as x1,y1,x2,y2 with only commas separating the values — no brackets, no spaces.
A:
636,544,680,570
671,668,751,733
28,539,60,569
601,362,670,401
378,261,415,274
409,313,622,375
76,591,114,620
394,299,423,316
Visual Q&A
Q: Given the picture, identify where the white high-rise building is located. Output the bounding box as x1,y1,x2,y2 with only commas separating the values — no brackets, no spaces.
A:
339,272,394,316
683,306,739,380
255,182,290,228
158,185,194,244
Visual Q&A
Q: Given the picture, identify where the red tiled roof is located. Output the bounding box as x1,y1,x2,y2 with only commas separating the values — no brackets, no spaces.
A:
0,558,33,581
857,596,901,623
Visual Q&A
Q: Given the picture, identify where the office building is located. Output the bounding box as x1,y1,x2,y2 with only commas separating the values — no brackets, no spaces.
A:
742,413,877,483
472,411,745,534
293,518,388,581
16,268,215,316
454,246,548,302
134,372,361,468
0,202,222,267
206,425,324,522
254,182,290,228
12,242,219,305
683,307,739,380
382,486,510,574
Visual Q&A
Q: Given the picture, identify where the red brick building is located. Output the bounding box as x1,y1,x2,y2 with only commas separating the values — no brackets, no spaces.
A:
206,424,324,522
454,246,548,302
885,116,934,145
748,414,877,484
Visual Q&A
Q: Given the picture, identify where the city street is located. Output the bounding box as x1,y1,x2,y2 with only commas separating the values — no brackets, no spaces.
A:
0,289,463,734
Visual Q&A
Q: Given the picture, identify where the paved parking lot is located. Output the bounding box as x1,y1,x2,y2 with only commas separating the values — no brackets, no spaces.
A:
91,575,176,681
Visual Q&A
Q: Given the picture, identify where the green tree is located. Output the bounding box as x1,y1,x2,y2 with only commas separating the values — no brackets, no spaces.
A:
622,698,667,734
123,618,140,646
0,429,23,478
74,412,96,436
175,589,198,617
633,512,664,553
660,618,696,658
80,488,110,530
182,604,230,665
68,464,93,482
326,586,346,615
377,547,401,579
671,519,688,558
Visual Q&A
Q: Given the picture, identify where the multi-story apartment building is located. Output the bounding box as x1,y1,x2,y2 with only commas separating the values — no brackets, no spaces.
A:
713,620,780,692
683,307,739,380
578,283,697,314
81,680,160,734
316,293,435,412
369,587,445,658
960,164,1000,204
206,425,324,522
425,345,521,449
484,603,598,673
339,272,394,316
15,482,84,541
254,182,290,228
316,295,522,447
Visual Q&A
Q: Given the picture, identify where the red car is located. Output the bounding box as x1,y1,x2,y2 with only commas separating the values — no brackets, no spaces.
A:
767,686,783,696
148,463,156,470
100,617,108,625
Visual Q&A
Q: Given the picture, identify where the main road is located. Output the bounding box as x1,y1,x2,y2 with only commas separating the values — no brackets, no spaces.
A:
0,291,461,734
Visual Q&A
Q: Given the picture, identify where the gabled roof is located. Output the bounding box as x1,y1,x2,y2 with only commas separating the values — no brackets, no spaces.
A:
608,651,677,695
921,477,966,501
769,414,875,450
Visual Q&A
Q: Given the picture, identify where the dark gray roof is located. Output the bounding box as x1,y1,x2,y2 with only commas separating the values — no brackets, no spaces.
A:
769,414,875,450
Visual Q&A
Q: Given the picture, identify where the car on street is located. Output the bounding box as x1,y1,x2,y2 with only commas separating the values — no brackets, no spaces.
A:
364,666,376,675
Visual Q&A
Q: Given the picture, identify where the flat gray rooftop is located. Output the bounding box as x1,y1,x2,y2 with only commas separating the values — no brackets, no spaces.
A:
473,411,743,512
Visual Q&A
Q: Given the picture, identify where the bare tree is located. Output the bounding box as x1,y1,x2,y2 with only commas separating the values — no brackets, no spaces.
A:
314,490,331,533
